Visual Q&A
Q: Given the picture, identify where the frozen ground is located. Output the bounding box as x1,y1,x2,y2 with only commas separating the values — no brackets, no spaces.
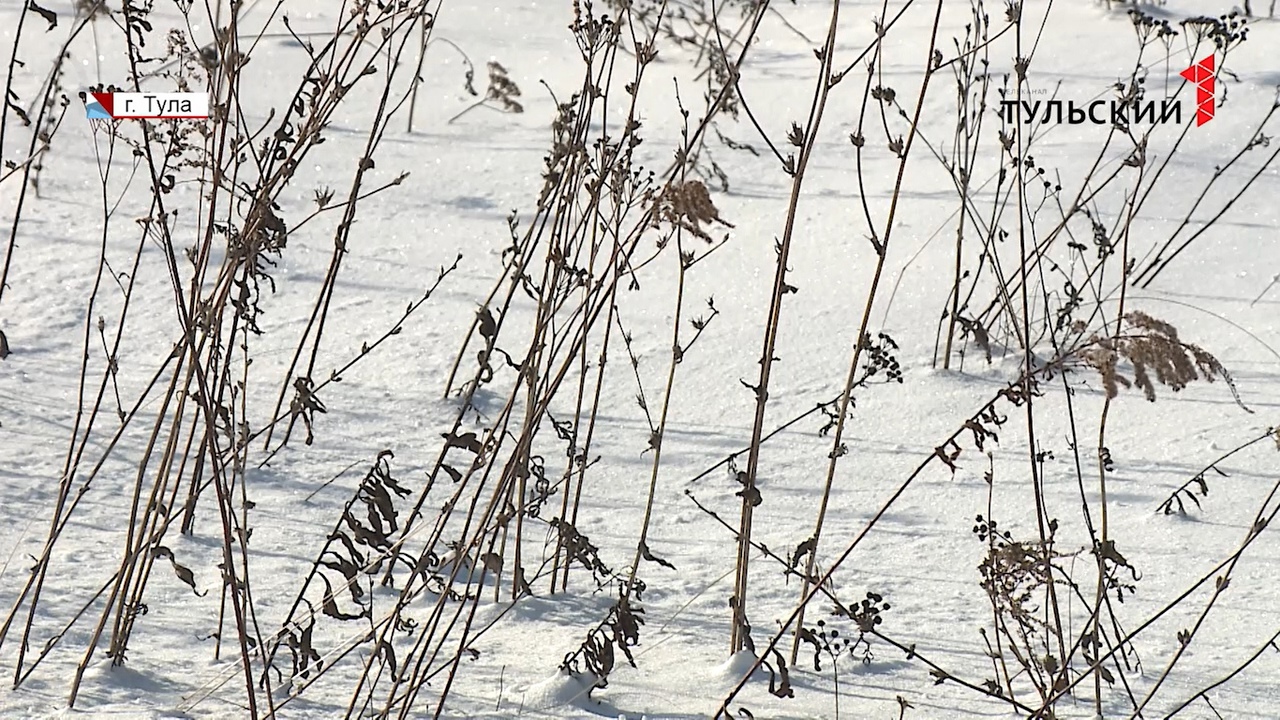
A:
2,0,1280,718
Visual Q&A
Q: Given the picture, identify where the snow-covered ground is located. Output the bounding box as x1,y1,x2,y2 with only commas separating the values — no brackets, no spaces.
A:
2,0,1280,718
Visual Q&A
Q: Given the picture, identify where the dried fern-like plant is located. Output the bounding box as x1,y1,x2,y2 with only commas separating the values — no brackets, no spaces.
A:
1078,311,1248,410
657,179,733,242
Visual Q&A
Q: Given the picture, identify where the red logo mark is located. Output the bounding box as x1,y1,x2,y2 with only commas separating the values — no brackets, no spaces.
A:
90,92,115,116
1179,55,1215,126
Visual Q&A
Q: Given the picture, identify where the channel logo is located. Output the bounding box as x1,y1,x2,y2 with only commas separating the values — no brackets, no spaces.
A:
1179,55,1215,127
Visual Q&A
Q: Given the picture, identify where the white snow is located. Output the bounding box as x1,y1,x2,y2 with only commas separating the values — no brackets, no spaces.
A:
3,0,1280,718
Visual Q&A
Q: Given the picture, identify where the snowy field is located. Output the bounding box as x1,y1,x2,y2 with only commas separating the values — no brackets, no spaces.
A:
2,0,1280,718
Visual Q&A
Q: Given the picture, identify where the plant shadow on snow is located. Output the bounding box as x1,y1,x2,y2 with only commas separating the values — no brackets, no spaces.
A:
74,659,191,709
